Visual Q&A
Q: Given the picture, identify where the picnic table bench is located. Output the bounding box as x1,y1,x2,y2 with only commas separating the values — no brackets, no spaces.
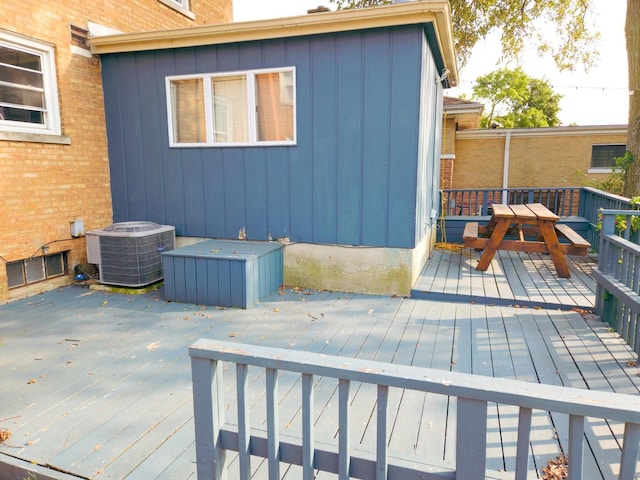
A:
462,203,590,278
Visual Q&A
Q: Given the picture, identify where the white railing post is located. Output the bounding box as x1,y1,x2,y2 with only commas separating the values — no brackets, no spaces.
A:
191,356,226,480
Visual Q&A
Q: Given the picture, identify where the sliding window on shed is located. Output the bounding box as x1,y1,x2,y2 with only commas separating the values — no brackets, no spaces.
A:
166,67,296,147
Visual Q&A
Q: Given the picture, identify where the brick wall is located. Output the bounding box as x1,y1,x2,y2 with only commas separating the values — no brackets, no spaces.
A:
451,127,628,189
0,0,231,301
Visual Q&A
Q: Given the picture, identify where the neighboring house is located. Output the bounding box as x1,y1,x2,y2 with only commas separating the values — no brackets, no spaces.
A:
440,97,628,191
90,2,459,296
0,0,232,302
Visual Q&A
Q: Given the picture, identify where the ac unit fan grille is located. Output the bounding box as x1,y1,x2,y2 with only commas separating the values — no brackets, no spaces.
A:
97,226,175,287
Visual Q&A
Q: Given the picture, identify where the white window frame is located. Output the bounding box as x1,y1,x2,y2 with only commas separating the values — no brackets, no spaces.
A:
166,67,297,148
0,30,61,136
157,0,195,20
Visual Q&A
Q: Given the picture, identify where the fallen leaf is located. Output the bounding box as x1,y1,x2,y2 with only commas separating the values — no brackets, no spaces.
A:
0,429,11,443
273,307,279,312
230,332,237,337
627,360,639,367
101,301,108,306
27,379,37,385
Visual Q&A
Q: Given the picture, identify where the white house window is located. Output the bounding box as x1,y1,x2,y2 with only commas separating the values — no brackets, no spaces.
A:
167,67,296,147
0,31,61,136
157,0,195,20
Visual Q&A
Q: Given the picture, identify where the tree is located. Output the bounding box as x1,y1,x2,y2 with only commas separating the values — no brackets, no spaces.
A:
329,0,640,196
472,67,562,128
624,0,640,197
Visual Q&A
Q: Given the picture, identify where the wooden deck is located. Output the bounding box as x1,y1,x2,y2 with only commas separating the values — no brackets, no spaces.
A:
0,250,637,479
412,246,596,311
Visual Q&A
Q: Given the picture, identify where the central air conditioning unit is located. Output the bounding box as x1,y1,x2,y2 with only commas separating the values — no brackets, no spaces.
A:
86,221,175,287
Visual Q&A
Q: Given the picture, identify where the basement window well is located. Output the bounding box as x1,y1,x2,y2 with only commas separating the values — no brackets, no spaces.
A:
7,251,68,289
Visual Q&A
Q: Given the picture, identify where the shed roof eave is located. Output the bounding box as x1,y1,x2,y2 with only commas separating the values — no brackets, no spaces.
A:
456,124,629,139
90,1,458,86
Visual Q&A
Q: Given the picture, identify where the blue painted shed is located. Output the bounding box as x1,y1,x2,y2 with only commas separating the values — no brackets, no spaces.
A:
91,2,458,297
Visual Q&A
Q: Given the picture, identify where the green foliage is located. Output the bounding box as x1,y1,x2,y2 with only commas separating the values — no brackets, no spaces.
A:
575,151,633,196
328,0,599,71
472,67,562,128
328,0,390,10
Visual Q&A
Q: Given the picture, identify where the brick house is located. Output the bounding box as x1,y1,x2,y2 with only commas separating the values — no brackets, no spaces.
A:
441,97,628,191
0,0,232,302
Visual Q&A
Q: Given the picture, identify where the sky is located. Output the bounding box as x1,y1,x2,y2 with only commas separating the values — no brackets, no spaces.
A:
232,0,629,126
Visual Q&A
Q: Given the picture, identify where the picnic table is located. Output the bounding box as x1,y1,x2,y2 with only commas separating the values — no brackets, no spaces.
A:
462,203,591,278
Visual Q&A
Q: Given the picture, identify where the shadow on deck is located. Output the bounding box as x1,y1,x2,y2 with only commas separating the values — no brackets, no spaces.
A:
1,247,636,480
412,246,596,311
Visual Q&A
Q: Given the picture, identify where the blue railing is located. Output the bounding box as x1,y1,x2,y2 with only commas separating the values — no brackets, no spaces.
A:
190,339,640,480
593,209,640,354
440,187,637,251
441,187,583,217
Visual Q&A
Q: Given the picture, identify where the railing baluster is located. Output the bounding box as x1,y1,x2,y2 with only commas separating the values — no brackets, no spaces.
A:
619,422,640,479
456,397,488,480
377,385,389,480
339,379,351,480
192,357,225,480
568,414,585,480
266,368,280,480
302,373,314,480
236,363,251,480
514,407,532,480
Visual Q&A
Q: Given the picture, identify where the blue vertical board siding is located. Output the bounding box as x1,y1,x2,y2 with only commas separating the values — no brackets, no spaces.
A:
206,260,220,306
361,31,391,246
101,55,128,222
216,43,241,71
182,150,207,237
195,259,209,305
116,54,148,221
102,24,443,248
415,32,443,245
310,35,338,244
286,39,314,241
222,149,247,237
135,53,167,224
388,27,423,248
245,149,269,240
265,148,290,240
202,155,227,238
336,33,364,246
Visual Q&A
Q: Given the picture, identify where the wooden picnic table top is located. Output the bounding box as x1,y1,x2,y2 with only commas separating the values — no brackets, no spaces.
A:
490,203,559,222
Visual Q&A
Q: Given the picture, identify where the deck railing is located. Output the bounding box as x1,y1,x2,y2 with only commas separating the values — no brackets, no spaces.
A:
441,187,583,217
594,209,640,354
189,338,640,480
440,187,636,250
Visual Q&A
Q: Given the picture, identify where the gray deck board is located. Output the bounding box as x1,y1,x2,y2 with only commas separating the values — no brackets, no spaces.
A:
413,248,596,310
0,254,636,480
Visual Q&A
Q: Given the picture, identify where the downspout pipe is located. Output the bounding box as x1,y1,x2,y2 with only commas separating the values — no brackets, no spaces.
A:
501,131,511,204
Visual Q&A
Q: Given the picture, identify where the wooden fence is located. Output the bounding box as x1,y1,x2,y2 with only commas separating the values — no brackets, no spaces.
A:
189,339,640,480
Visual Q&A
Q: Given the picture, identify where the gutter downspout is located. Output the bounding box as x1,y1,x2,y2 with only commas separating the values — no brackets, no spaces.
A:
501,130,511,204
